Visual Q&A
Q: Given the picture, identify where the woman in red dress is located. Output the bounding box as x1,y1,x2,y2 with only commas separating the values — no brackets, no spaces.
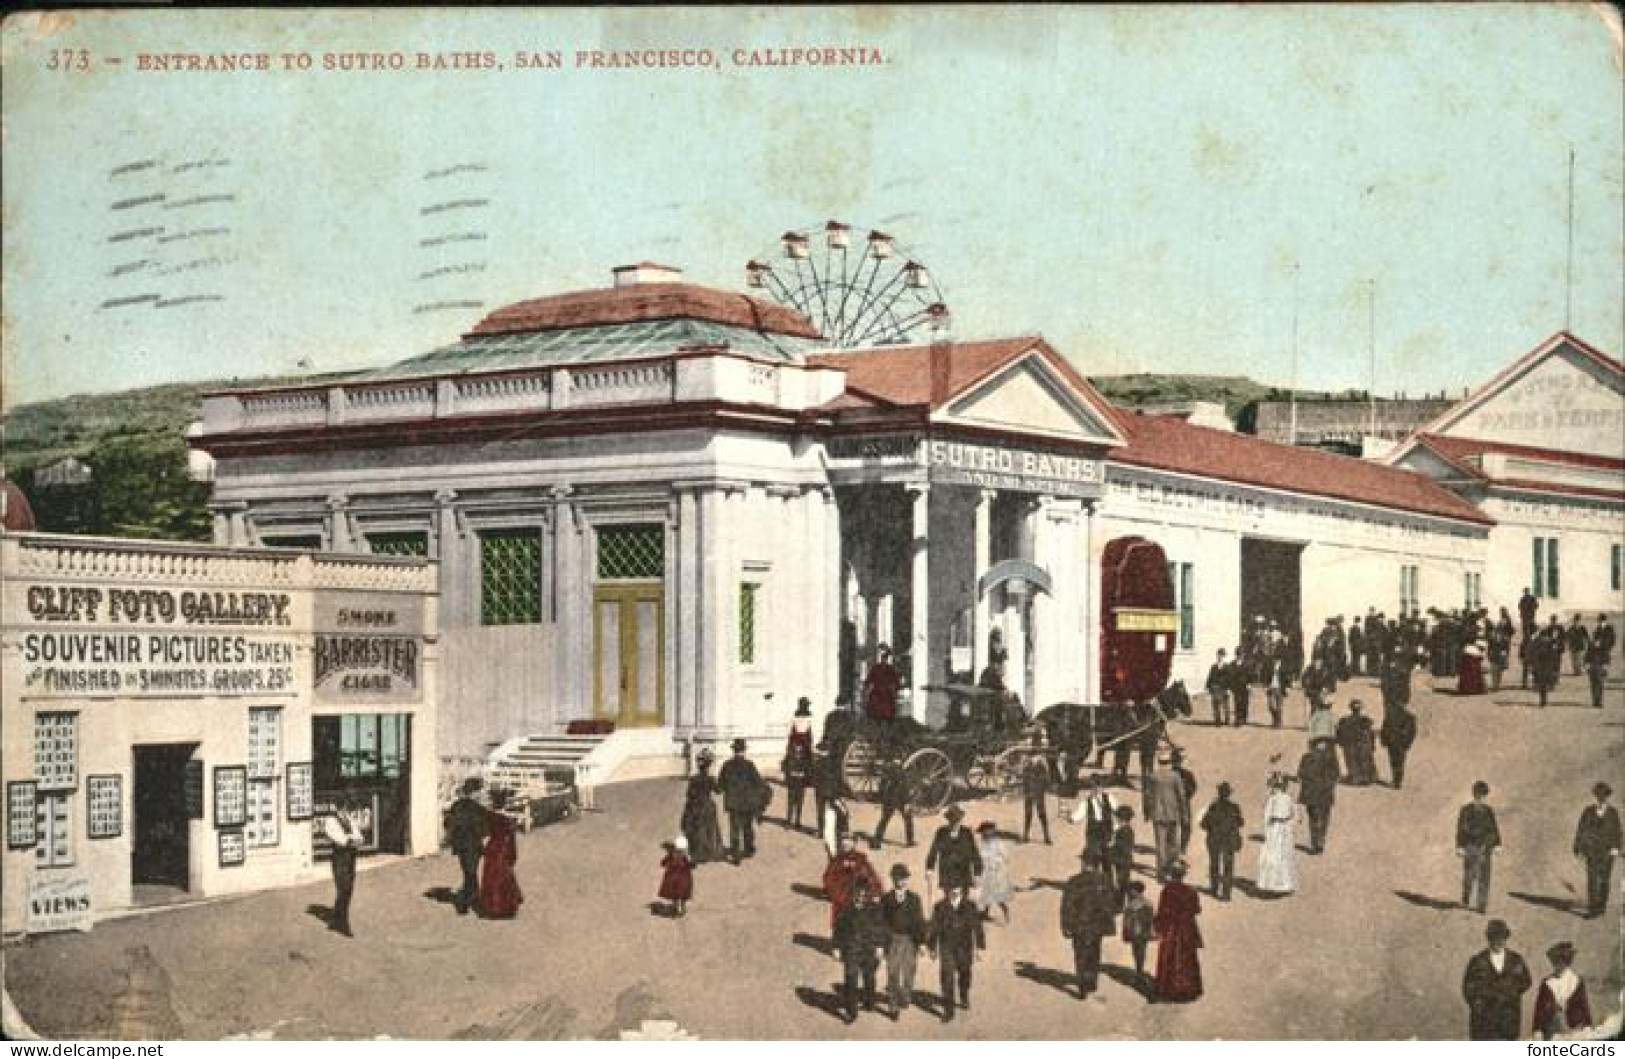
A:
477,790,524,919
1152,862,1204,1003
1532,942,1591,1039
658,837,694,917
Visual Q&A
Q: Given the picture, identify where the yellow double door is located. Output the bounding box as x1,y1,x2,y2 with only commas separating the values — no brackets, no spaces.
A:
593,583,665,728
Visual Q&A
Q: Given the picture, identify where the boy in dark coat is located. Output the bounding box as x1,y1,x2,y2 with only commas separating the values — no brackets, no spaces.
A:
879,864,927,1017
872,757,915,849
1462,919,1531,1040
927,885,985,1021
1199,781,1244,900
1456,781,1501,913
1021,734,1052,844
925,804,982,895
1059,857,1118,999
1296,739,1339,854
1379,705,1418,789
1121,881,1155,983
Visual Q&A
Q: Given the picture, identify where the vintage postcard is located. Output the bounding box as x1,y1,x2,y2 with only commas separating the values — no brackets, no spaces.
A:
1,5,1622,1044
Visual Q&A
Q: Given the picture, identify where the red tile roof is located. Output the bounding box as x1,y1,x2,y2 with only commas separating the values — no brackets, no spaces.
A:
467,282,822,339
1110,412,1493,525
809,337,1040,407
1415,433,1624,473
1,480,37,533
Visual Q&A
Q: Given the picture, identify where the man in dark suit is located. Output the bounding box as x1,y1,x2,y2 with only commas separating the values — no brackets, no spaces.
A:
1059,856,1118,999
925,804,981,898
1199,781,1244,900
832,880,887,1023
1462,918,1532,1040
1071,777,1117,873
1573,781,1622,918
1296,738,1339,854
1594,614,1616,665
879,863,927,1017
1565,615,1591,677
1021,734,1052,844
927,884,985,1021
1517,588,1539,641
1530,622,1563,708
1584,635,1610,710
1227,648,1252,727
716,738,765,863
1456,781,1501,913
443,778,490,915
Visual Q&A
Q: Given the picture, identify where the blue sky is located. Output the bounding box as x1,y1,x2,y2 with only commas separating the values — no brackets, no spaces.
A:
2,5,1621,409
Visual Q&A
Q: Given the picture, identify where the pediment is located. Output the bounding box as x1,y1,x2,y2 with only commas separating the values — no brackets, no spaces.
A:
936,353,1122,446
1437,338,1624,460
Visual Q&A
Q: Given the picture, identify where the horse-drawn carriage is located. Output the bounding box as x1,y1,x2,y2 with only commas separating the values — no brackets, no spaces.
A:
822,684,1178,812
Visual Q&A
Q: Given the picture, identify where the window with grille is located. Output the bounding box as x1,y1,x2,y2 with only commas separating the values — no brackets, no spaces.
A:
1399,565,1419,614
1532,538,1560,599
35,713,77,792
367,531,429,557
597,524,664,580
739,582,760,665
1170,562,1195,651
246,708,281,847
480,528,543,625
1464,571,1482,610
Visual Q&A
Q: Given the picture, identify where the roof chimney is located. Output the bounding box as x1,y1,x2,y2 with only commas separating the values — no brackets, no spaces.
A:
612,262,684,287
930,338,953,407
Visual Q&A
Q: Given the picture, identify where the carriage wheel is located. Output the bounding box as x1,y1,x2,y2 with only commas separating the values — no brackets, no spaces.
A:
992,746,1028,797
841,735,881,801
903,747,954,815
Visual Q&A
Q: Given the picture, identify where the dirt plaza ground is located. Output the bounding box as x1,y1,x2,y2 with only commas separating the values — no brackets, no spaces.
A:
5,674,1622,1041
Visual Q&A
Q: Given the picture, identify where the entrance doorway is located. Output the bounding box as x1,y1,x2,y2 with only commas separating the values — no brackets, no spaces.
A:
594,583,665,727
1240,537,1305,645
132,743,197,891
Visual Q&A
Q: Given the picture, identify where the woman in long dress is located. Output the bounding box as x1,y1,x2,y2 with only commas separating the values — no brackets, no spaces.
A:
1152,862,1204,1003
477,790,524,919
1255,774,1298,897
1456,639,1487,695
680,750,726,865
975,822,1013,923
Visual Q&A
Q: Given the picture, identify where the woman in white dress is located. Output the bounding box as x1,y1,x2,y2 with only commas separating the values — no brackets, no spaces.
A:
1255,773,1299,897
975,821,1014,923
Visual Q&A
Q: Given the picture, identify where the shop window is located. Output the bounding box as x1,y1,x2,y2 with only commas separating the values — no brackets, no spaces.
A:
739,582,761,665
329,714,410,782
1464,571,1482,611
260,534,322,550
1532,537,1559,599
246,708,282,848
35,712,77,792
35,793,73,868
597,524,664,580
367,530,429,558
479,528,543,625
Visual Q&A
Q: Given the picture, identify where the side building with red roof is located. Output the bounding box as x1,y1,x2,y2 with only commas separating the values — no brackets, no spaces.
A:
1386,331,1624,624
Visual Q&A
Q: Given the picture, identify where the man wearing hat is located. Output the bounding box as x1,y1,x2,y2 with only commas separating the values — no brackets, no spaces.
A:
1296,737,1339,855
444,777,490,915
717,738,766,863
1456,781,1501,914
1583,628,1611,710
1462,919,1531,1040
927,882,985,1021
879,863,927,1017
1199,781,1244,901
1572,781,1622,918
1070,776,1118,872
1146,752,1188,881
1059,854,1118,1000
832,878,887,1024
925,804,982,899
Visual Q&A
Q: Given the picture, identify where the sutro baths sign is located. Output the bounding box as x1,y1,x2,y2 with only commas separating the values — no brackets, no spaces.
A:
921,439,1103,498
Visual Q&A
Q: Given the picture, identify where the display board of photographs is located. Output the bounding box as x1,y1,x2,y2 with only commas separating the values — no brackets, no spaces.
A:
7,781,37,849
87,775,122,839
34,713,77,792
184,760,204,820
218,829,246,867
214,766,247,828
286,762,314,820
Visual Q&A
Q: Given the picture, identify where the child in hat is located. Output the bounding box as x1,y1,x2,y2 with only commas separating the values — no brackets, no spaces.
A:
1121,880,1155,982
658,836,694,917
1109,805,1137,907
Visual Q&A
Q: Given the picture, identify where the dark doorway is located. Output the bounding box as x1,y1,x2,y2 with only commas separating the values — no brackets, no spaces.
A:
1240,538,1304,646
132,743,197,890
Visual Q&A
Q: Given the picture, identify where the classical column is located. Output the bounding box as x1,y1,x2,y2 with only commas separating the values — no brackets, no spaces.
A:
908,484,931,697
673,485,701,732
433,489,460,621
210,501,248,546
972,489,996,676
695,485,724,739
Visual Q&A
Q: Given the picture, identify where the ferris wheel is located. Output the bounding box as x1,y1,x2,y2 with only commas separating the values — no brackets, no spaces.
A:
745,221,949,347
